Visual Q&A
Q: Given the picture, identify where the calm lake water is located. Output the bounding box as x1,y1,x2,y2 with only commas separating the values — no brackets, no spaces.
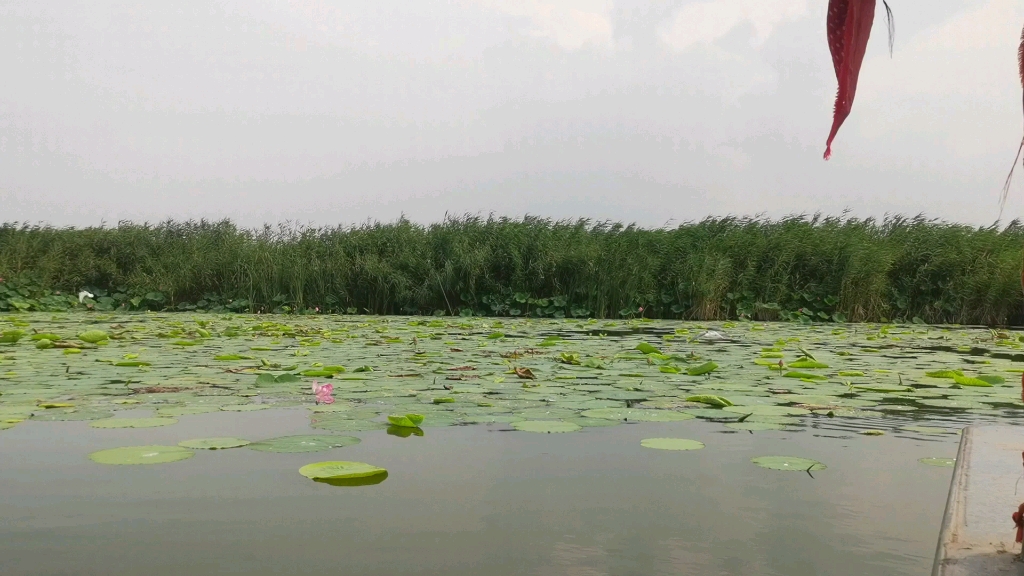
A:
0,407,956,576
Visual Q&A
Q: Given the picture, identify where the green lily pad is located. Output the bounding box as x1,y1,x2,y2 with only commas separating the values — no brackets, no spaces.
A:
78,330,109,343
789,360,829,369
783,371,827,381
31,408,114,421
725,421,795,431
220,404,270,411
687,362,718,376
387,413,426,427
89,445,194,465
178,437,250,450
511,420,582,433
580,408,694,422
248,435,361,453
686,394,733,407
157,406,219,417
722,405,810,416
90,417,178,429
640,438,705,451
298,461,388,484
684,408,745,421
751,456,827,472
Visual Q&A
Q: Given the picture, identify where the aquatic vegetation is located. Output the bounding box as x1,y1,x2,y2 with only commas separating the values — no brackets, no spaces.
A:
89,445,194,465
511,420,582,433
0,311,1017,481
298,461,388,485
312,381,334,405
640,438,705,451
751,456,827,472
4,216,1024,325
248,435,360,453
178,437,250,450
386,414,425,428
90,417,177,429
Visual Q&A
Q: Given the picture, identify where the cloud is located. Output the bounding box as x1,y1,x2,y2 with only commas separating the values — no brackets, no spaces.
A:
660,0,810,52
472,0,615,50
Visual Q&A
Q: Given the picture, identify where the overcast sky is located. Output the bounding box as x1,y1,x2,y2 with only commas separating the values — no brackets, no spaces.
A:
2,0,1023,228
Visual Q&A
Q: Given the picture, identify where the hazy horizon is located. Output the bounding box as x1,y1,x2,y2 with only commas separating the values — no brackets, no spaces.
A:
2,0,1023,229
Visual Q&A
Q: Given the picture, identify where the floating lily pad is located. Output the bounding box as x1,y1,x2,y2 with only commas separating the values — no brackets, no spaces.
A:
725,421,794,431
640,438,705,451
78,330,109,343
248,435,361,453
90,417,178,429
580,408,694,422
89,445,194,465
686,394,733,407
178,437,250,450
722,405,810,416
220,404,270,411
31,409,114,421
511,420,582,433
387,413,425,427
298,461,388,485
156,406,219,417
751,456,827,472
684,408,745,421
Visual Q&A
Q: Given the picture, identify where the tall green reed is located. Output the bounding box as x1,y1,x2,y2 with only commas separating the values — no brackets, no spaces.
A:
1,214,1021,325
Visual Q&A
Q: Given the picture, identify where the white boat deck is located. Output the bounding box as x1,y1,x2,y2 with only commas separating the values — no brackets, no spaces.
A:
933,425,1024,575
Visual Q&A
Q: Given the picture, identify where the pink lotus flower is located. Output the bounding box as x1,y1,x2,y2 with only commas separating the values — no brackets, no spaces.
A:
312,381,334,405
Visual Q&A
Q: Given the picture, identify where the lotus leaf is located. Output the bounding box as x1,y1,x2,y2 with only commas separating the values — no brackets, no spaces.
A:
640,438,705,451
178,437,250,449
89,445,194,465
751,456,826,472
90,417,177,429
249,435,361,453
511,420,582,433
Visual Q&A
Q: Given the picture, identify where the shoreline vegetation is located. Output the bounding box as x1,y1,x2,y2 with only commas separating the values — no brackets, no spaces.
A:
1,215,1022,326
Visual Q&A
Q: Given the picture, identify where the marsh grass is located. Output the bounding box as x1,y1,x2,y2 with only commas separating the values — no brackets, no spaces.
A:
1,214,1022,325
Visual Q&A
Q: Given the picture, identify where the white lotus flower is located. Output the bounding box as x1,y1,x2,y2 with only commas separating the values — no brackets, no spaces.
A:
78,290,94,303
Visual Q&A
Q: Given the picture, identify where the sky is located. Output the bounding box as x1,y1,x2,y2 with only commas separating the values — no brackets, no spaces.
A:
1,0,1023,228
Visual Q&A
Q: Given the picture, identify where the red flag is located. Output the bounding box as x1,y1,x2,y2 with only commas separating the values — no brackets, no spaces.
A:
1001,26,1024,207
824,0,877,160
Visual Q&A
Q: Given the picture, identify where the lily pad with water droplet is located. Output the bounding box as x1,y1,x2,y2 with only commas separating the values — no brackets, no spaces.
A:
640,438,705,451
248,435,361,453
751,456,826,472
919,457,956,467
511,420,581,433
89,445,194,465
178,437,250,450
90,417,177,429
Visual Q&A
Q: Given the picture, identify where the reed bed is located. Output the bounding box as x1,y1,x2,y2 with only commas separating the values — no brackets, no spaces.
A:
1,215,1022,325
